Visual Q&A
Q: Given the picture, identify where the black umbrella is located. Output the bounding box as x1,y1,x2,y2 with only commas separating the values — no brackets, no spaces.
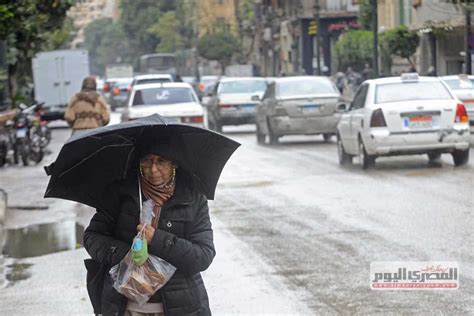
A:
44,114,240,211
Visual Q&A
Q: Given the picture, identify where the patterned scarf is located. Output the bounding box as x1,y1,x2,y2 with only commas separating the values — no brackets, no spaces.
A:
140,174,176,228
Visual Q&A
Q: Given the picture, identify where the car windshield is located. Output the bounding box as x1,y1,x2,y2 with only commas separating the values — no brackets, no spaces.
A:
443,78,474,90
132,87,195,106
278,79,339,97
136,78,172,85
375,82,453,104
218,80,267,94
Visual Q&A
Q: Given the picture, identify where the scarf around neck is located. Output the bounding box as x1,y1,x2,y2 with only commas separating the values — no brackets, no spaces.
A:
140,174,176,228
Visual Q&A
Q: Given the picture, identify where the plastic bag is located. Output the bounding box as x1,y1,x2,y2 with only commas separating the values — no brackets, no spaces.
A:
109,199,176,305
109,248,176,305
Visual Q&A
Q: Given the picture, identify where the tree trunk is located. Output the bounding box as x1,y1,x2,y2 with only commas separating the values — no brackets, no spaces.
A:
7,62,17,108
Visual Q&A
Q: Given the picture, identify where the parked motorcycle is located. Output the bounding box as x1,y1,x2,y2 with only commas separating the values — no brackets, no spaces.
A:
13,102,45,165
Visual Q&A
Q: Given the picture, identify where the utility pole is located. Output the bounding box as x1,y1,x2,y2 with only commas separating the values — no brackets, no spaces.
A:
314,0,321,75
372,0,379,78
465,7,472,74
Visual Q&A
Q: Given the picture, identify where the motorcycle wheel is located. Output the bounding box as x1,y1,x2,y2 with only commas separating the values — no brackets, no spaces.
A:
18,139,30,166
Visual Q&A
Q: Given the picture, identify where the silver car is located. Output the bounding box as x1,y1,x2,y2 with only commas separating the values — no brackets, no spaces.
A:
206,77,267,132
255,76,342,144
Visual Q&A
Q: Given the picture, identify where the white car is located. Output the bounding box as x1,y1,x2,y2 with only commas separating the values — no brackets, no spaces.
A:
440,75,474,131
121,82,204,127
336,74,470,169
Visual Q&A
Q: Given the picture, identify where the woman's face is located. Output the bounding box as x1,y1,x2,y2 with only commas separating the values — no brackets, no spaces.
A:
140,154,174,185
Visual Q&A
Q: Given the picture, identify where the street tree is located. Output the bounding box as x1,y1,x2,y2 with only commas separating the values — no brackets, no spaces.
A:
119,0,163,62
148,11,183,53
334,31,373,72
358,0,373,30
235,0,256,62
380,25,420,70
0,1,74,106
84,18,131,75
197,31,240,72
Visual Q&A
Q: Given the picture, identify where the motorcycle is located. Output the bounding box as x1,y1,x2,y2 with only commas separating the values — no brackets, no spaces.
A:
31,102,51,148
13,102,45,165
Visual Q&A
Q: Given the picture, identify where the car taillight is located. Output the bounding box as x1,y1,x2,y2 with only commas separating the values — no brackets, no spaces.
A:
219,104,233,108
181,116,204,123
126,85,132,93
113,87,120,95
103,83,110,92
455,103,469,123
198,83,205,92
370,108,387,127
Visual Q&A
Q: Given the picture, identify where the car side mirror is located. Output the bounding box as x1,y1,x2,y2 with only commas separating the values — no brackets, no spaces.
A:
336,103,349,112
251,95,260,101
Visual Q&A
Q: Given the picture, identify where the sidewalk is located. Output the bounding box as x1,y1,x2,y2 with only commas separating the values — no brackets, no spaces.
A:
0,201,311,315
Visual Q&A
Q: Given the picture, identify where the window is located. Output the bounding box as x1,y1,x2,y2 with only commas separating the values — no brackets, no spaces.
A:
277,79,339,98
132,87,196,106
218,80,267,94
443,78,474,90
351,84,369,110
375,82,452,104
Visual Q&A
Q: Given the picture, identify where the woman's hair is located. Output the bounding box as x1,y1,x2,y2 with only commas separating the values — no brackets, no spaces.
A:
81,76,97,92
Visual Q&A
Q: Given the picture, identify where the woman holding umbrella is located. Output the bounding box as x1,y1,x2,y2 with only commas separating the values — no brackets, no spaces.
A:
83,140,215,315
45,115,239,315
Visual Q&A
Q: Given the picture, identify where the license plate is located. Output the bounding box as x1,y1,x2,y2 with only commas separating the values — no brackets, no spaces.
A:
403,116,438,129
240,104,255,111
16,128,27,138
301,105,320,113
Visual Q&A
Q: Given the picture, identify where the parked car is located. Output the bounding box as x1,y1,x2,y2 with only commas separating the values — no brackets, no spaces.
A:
440,75,474,131
121,82,204,127
106,77,133,111
206,77,267,132
336,73,470,169
255,76,342,144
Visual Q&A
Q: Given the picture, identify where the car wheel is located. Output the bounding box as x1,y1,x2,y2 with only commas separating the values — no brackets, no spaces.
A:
256,121,265,144
359,138,375,169
337,134,352,165
323,133,332,143
427,153,441,162
452,149,469,166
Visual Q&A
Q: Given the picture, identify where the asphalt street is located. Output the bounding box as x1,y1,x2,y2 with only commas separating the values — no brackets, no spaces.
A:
0,117,472,314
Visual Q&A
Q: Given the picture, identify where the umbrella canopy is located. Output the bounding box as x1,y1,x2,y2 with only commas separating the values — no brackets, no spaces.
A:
44,114,240,211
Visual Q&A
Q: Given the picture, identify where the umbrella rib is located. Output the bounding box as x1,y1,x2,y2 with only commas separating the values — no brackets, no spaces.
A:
87,134,134,144
58,143,134,179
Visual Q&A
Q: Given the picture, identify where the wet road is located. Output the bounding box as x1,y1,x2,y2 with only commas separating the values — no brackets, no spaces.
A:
0,119,472,313
213,126,474,314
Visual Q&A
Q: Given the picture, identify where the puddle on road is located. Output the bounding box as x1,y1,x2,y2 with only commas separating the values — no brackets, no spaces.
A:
2,220,85,259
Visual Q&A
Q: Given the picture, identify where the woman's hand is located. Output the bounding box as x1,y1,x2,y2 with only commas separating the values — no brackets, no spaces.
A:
137,224,155,243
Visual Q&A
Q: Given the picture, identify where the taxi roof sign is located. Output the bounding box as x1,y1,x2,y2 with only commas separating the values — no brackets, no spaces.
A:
400,72,419,81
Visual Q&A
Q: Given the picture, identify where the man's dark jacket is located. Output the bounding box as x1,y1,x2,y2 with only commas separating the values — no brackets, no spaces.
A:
83,170,215,315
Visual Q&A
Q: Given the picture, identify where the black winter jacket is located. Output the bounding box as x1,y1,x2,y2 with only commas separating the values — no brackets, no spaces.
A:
83,170,215,316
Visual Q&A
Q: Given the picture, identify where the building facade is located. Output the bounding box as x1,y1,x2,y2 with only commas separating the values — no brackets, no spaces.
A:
67,0,120,48
256,0,359,77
